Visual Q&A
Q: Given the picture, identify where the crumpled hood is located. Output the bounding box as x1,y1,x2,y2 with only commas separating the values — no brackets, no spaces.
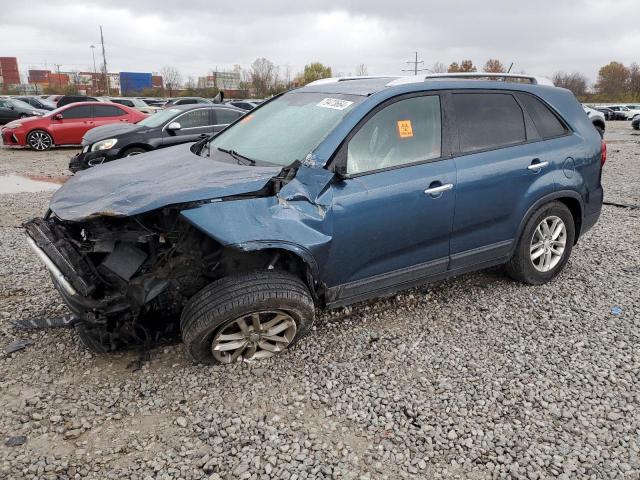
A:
82,122,145,145
50,143,283,222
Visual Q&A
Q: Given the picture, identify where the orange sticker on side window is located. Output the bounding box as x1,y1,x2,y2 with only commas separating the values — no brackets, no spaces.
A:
397,120,413,138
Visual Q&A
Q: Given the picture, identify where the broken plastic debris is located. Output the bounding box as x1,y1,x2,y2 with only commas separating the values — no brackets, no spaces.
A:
5,435,27,447
4,339,33,354
10,314,78,330
611,306,622,316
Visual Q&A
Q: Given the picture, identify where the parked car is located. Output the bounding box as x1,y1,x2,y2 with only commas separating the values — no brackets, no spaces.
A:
104,97,159,114
594,107,614,120
605,105,631,120
620,105,640,119
1,102,146,150
227,100,260,111
0,98,47,125
69,104,245,171
163,97,212,108
57,95,100,108
15,96,56,111
45,95,63,105
24,74,604,364
632,115,640,130
138,98,166,107
583,105,605,137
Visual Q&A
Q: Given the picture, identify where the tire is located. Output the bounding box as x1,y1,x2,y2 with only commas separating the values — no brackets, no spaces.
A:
506,201,575,285
122,146,147,157
27,130,53,151
180,271,315,365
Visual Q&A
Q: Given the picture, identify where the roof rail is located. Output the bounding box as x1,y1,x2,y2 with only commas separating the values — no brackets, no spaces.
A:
387,72,554,87
306,76,398,86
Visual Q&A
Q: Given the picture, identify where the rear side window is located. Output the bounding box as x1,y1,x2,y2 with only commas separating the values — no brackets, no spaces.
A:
94,105,126,117
112,99,134,107
215,108,243,125
347,95,442,174
62,105,92,119
452,93,526,153
517,93,569,139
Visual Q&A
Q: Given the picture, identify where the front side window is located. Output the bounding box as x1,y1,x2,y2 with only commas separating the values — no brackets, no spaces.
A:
62,105,92,119
208,92,363,166
452,93,526,153
138,108,182,128
347,96,442,175
94,105,126,117
176,109,211,128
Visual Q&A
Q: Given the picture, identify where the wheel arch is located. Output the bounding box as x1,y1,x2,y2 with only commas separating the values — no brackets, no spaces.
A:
26,127,55,144
515,191,584,250
592,119,605,131
119,143,153,157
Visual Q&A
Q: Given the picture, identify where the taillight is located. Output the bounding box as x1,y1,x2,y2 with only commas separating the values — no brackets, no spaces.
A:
601,140,607,166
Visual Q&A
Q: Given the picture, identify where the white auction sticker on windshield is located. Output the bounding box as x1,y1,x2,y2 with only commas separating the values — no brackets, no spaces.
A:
316,98,354,110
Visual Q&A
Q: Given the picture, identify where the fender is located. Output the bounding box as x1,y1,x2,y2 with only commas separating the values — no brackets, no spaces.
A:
513,189,584,254
229,239,320,279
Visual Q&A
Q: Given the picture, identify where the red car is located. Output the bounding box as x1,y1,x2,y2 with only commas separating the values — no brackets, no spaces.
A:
1,102,147,151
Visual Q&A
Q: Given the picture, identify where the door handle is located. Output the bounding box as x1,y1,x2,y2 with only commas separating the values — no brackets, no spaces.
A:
527,160,549,171
424,183,454,195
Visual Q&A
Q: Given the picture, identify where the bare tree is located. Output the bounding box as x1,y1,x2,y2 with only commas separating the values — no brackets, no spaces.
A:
628,62,640,99
250,57,277,97
553,71,589,97
355,64,368,76
431,62,447,73
161,65,182,97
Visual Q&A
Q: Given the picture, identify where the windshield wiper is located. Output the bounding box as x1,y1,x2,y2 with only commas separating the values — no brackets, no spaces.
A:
217,147,256,165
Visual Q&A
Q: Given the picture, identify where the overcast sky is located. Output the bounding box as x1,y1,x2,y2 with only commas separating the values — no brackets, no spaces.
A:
1,0,638,84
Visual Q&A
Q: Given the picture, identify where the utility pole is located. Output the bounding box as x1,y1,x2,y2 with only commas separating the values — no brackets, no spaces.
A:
54,64,62,89
402,51,429,76
100,26,110,95
90,45,97,94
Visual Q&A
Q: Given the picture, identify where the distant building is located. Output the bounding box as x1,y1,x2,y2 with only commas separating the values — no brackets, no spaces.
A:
0,57,21,86
197,71,241,90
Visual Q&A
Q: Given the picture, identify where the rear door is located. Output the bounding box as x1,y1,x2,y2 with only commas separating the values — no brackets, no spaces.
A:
323,93,457,303
212,107,244,133
49,104,93,144
92,104,129,128
449,91,566,270
161,107,214,147
0,99,20,123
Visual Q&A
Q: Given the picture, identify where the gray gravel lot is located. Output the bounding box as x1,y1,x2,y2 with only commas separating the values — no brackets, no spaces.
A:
0,123,638,479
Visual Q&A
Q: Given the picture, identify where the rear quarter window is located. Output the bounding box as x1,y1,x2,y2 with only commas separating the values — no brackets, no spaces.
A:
516,93,569,139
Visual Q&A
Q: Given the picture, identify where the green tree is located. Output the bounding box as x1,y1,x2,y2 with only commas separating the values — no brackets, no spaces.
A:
302,62,332,85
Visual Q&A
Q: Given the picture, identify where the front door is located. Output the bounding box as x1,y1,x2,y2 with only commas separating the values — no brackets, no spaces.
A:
49,104,93,144
162,107,215,147
322,94,456,303
0,100,20,124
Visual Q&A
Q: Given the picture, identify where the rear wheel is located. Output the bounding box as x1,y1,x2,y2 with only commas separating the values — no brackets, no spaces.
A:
180,271,315,365
506,201,575,285
27,130,53,151
122,146,147,157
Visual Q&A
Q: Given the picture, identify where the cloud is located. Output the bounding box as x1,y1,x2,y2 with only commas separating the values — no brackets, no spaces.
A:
1,0,638,83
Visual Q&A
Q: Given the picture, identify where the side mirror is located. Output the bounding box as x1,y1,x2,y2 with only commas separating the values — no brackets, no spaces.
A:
53,113,63,120
166,121,181,131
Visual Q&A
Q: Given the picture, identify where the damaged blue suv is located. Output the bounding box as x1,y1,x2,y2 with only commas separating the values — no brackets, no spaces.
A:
25,73,605,364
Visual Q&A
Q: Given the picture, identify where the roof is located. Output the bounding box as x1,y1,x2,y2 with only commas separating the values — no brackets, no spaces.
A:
299,73,555,96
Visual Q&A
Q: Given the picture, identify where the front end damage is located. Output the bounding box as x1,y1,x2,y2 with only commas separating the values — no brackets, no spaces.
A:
25,210,219,348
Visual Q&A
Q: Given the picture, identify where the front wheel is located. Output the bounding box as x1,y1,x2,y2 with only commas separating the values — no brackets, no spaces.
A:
27,130,53,151
122,146,147,157
180,271,315,365
506,201,575,285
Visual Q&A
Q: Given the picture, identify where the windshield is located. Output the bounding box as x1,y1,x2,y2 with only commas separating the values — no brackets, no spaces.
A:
137,108,181,127
207,92,363,166
9,99,36,110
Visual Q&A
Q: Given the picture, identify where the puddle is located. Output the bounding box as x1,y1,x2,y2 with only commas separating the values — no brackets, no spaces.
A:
0,174,68,194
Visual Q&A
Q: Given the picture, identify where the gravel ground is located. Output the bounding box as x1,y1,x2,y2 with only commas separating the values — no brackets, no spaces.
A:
0,122,638,479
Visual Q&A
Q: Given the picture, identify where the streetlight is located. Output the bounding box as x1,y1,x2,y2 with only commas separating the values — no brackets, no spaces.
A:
90,45,97,94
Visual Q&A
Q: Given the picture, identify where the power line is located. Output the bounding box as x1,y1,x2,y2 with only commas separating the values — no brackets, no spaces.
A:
402,51,429,76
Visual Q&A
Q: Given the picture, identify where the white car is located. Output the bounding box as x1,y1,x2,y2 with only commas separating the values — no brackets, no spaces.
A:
583,105,606,137
624,105,640,120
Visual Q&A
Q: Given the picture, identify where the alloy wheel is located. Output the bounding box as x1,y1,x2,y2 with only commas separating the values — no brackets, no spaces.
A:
28,131,52,151
210,310,297,364
530,215,567,272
